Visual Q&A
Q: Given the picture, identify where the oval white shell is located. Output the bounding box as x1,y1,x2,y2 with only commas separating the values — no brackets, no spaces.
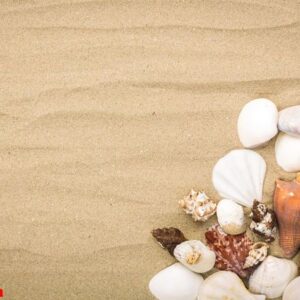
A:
238,98,278,148
149,263,203,300
198,271,266,300
283,277,300,300
279,105,300,137
217,199,246,234
275,133,300,172
212,149,266,207
249,256,298,299
174,240,215,273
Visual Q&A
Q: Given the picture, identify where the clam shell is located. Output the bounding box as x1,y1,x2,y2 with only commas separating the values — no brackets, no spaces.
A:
149,263,203,300
198,271,266,300
275,133,300,172
249,256,298,299
212,149,266,207
283,277,300,300
174,240,216,273
217,199,246,235
278,105,300,137
238,98,278,148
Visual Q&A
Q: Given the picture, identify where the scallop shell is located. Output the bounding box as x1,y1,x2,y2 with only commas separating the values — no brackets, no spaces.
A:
149,263,204,300
174,240,216,273
283,277,300,300
212,149,266,207
249,256,298,299
179,190,216,222
198,271,266,300
238,98,278,148
243,242,269,269
278,105,300,137
275,133,300,172
217,199,246,235
205,224,253,278
274,175,300,258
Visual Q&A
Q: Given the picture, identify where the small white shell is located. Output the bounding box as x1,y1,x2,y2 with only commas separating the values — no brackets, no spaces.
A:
238,98,278,148
212,149,266,207
198,271,266,300
283,277,300,300
243,242,269,269
174,240,215,273
149,263,203,300
216,199,246,235
279,105,300,137
275,133,300,172
249,256,298,299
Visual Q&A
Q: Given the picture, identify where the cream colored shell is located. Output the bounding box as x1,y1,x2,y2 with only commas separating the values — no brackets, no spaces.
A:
283,277,300,300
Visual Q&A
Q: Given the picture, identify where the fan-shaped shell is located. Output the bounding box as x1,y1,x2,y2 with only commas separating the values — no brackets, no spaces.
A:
198,271,266,300
278,105,300,137
212,149,266,207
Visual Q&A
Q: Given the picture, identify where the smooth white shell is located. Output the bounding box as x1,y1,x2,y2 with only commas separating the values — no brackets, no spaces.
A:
149,263,203,300
249,256,298,299
216,199,246,234
198,271,266,300
279,105,300,137
212,149,266,207
275,133,300,172
238,98,278,148
283,277,300,300
174,240,215,273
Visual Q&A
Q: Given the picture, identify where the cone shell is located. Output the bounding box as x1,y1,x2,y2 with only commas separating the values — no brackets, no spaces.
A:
274,175,300,258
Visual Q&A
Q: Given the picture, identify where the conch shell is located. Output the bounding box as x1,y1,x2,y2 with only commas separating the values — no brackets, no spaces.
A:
179,190,216,222
205,224,253,278
250,200,277,242
173,240,216,273
274,174,300,258
198,271,266,300
243,242,269,269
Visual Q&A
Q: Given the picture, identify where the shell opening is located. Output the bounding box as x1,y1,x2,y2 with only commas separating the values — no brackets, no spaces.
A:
186,251,201,265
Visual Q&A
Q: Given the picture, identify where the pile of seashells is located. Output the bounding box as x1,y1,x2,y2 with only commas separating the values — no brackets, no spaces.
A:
149,99,300,300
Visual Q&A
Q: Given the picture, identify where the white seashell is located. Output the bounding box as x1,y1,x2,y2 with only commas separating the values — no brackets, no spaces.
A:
243,242,269,269
249,256,298,299
238,98,278,148
149,263,203,300
283,277,300,300
216,199,246,234
174,240,215,273
275,133,300,172
198,271,266,300
279,105,300,137
212,149,266,207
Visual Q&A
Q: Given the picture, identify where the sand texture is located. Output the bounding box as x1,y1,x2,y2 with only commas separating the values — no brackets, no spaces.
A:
0,1,299,299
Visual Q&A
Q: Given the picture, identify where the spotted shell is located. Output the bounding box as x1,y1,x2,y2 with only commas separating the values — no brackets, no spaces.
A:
243,242,269,269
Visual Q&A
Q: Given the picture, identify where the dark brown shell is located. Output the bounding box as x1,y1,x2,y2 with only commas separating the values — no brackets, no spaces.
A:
205,224,253,278
151,227,187,256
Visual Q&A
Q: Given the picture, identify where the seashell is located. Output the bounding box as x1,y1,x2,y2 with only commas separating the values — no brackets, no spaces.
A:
151,227,187,256
178,190,216,222
250,200,277,242
275,133,300,172
249,256,298,299
149,263,204,300
212,149,266,207
243,242,269,269
198,271,266,300
237,98,278,148
278,105,300,137
173,240,216,273
274,175,300,258
205,224,253,278
216,199,246,235
283,276,300,300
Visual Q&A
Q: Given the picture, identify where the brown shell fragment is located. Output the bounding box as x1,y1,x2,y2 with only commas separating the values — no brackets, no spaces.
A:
250,200,277,242
151,227,187,256
274,174,300,258
205,224,253,278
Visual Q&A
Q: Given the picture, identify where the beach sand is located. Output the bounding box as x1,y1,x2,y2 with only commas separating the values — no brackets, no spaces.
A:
0,1,299,299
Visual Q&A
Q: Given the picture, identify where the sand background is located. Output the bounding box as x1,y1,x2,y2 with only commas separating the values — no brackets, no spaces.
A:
0,1,299,299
